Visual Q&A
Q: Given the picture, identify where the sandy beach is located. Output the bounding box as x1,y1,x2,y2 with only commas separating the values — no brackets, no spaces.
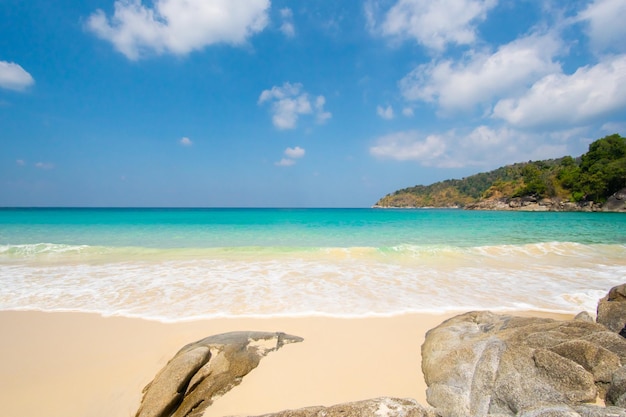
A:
0,310,573,417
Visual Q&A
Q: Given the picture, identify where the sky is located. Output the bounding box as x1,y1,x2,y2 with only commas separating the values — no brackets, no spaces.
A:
1,0,625,207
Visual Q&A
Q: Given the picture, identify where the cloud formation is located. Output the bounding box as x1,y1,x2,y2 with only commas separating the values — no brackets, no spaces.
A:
258,82,331,130
275,158,296,167
284,146,305,159
179,136,193,146
87,0,270,59
279,8,295,38
0,61,35,91
576,0,626,53
370,130,447,165
369,126,573,168
376,0,497,51
370,0,626,168
314,96,332,125
35,162,55,170
492,54,626,128
276,146,305,167
377,105,394,120
399,33,562,112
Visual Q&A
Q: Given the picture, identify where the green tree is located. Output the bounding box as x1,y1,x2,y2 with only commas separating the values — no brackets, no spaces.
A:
576,134,626,201
373,134,626,207
514,163,548,197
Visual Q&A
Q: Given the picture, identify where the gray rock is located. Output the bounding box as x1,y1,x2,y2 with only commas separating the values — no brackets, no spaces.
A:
575,312,596,323
597,284,626,333
602,188,626,212
422,311,626,417
135,331,303,417
606,366,626,408
255,397,440,417
549,340,621,383
574,404,626,416
580,332,626,364
519,404,626,417
517,405,581,417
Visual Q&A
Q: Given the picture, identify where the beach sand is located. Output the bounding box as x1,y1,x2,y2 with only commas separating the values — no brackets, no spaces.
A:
0,310,572,417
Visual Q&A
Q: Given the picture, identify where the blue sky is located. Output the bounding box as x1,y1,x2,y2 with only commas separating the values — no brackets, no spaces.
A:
1,0,625,207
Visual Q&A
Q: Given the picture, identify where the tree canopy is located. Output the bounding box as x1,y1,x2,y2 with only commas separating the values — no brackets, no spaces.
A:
374,134,626,208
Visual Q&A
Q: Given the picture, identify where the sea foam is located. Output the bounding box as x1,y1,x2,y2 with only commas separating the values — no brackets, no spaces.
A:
1,241,624,322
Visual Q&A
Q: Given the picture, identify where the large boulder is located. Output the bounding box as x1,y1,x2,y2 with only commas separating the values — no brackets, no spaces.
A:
602,188,626,212
256,397,440,417
597,284,626,333
422,311,626,417
135,331,303,417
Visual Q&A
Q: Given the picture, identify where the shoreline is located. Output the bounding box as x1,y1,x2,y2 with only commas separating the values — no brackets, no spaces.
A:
0,309,574,417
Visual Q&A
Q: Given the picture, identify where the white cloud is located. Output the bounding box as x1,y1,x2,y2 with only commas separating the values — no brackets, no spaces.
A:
402,107,414,117
179,136,193,146
369,130,447,165
492,54,626,128
370,126,577,168
400,33,562,112
377,105,394,120
0,61,35,91
364,1,379,33
576,0,626,53
16,159,25,166
284,146,305,159
275,158,296,167
258,82,331,130
87,0,270,60
314,96,332,124
279,8,295,38
378,0,498,51
35,162,55,170
275,146,306,167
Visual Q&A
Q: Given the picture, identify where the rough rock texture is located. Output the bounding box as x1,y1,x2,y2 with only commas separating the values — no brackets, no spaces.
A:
421,311,626,417
607,366,626,408
602,188,626,212
256,397,441,417
135,331,303,417
597,284,626,333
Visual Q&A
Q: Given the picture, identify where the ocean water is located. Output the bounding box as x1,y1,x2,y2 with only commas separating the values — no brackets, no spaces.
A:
1,208,625,322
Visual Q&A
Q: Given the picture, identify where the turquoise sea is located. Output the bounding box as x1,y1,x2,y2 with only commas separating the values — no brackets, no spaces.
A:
1,208,625,321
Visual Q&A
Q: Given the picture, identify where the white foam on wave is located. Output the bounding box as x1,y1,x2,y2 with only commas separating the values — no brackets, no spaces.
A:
1,242,625,322
0,243,93,256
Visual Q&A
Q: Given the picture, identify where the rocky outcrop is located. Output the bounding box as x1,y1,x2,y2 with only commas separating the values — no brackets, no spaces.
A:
603,188,626,212
597,284,626,333
257,397,440,417
134,286,626,417
135,331,303,417
444,188,626,211
421,311,626,417
464,196,604,212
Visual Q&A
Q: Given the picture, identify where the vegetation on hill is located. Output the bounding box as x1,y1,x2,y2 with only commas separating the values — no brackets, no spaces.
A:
374,134,626,208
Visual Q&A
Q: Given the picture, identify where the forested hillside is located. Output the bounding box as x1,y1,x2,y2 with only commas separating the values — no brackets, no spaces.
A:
374,134,626,209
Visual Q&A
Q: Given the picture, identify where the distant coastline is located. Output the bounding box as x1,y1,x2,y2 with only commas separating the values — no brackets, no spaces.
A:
373,192,626,212
373,134,626,212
